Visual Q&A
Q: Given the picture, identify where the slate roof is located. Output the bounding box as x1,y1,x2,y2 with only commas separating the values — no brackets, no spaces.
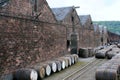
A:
52,7,73,21
79,15,90,25
0,0,9,7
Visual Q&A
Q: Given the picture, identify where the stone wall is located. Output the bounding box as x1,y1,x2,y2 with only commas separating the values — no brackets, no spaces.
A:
94,30,101,47
0,0,56,23
0,15,67,75
108,31,120,43
61,9,82,50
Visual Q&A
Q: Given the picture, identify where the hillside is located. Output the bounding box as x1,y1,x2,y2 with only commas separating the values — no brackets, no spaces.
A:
94,21,120,35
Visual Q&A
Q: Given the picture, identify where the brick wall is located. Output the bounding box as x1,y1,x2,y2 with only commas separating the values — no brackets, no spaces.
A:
61,9,82,49
0,0,65,75
1,0,33,16
80,17,95,48
0,0,56,23
0,15,66,75
94,28,101,47
103,29,108,45
108,31,120,43
78,27,84,47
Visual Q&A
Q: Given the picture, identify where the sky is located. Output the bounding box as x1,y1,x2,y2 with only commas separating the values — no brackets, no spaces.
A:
46,0,120,21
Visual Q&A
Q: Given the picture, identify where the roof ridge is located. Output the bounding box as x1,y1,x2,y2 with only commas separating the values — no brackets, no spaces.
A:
52,7,73,21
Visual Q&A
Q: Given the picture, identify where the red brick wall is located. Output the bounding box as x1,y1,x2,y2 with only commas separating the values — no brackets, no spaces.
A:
1,0,33,16
94,29,101,47
81,25,93,48
0,0,56,23
0,15,66,75
78,27,84,47
61,9,82,49
90,30,95,47
80,16,95,48
0,0,63,75
37,0,56,23
108,31,120,42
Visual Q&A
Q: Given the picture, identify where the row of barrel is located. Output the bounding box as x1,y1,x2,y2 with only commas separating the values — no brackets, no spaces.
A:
78,48,95,58
96,53,120,80
0,54,78,80
95,44,120,59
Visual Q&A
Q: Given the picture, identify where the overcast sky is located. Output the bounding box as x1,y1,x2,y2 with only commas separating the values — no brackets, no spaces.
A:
46,0,120,21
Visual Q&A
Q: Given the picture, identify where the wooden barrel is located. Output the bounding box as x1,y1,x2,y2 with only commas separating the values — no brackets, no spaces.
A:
34,63,51,76
54,60,62,72
66,56,72,66
37,63,51,76
65,55,75,64
88,48,92,57
56,58,65,70
13,68,38,80
95,50,106,59
117,43,120,48
61,56,72,66
95,45,118,59
59,57,69,68
112,47,120,53
104,69,118,80
95,68,105,80
71,55,75,64
51,60,62,72
112,53,120,59
96,68,118,80
45,61,57,73
106,51,116,59
110,64,119,72
88,48,95,57
72,54,78,63
34,65,45,79
79,48,89,58
110,60,120,74
96,57,120,80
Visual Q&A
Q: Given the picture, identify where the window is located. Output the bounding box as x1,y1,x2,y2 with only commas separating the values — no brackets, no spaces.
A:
34,0,37,12
71,16,74,22
67,40,70,49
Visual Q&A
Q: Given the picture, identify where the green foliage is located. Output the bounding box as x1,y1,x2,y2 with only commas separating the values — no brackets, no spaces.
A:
94,21,120,35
